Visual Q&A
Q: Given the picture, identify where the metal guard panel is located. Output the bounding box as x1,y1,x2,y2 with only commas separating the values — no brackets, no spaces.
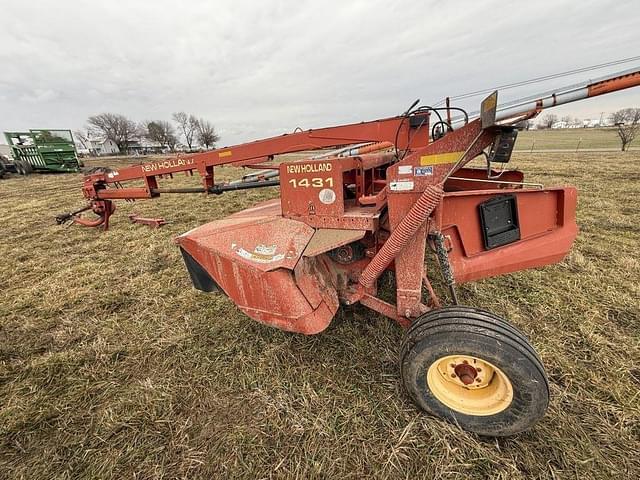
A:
303,228,366,257
178,215,315,273
441,187,578,283
177,223,338,334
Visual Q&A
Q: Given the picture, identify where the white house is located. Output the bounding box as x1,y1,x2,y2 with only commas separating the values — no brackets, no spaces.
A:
86,138,120,155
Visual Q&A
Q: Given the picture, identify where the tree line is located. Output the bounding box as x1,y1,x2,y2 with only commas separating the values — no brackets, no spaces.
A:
75,112,220,154
520,108,640,151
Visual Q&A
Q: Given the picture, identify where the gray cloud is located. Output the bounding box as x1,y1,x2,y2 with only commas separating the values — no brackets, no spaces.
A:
1,0,639,145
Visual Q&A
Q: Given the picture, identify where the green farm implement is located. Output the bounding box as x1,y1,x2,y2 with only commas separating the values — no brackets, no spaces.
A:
3,129,82,174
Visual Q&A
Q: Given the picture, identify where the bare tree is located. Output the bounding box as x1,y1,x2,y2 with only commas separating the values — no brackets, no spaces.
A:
172,112,199,151
145,120,177,151
87,113,140,153
610,108,640,151
196,119,220,150
541,114,558,129
561,115,572,126
74,129,90,150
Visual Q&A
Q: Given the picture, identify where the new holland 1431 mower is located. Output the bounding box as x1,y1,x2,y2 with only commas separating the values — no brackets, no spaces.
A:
58,68,640,436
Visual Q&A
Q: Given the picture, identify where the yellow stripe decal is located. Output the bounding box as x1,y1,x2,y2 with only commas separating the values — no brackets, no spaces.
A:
219,150,232,158
419,151,464,166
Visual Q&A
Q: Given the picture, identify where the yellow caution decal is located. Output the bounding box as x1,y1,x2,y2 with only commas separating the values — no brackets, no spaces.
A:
419,151,464,166
219,150,232,158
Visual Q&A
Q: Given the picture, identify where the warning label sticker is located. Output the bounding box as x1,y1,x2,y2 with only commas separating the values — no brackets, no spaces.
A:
234,244,285,264
390,180,414,191
318,188,336,204
414,166,433,176
419,151,463,166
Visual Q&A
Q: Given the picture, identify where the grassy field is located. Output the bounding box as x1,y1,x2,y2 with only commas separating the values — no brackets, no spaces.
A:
1,151,639,479
515,127,637,151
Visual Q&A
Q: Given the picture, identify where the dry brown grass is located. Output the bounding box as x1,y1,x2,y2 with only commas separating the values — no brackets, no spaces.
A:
516,127,638,151
0,151,639,479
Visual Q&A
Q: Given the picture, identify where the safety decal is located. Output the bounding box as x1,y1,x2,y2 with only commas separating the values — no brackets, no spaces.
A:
419,151,463,166
233,243,285,263
389,180,414,191
414,166,433,176
319,188,336,204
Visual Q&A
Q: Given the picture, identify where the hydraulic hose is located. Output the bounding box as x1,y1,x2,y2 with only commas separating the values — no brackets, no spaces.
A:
359,184,444,289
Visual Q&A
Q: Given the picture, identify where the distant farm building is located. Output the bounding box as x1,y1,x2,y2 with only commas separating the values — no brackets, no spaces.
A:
86,138,120,155
582,117,613,128
551,121,581,129
80,137,169,156
583,119,601,128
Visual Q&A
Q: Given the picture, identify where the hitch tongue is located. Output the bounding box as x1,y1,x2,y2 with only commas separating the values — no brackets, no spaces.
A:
55,212,74,225
55,204,92,225
55,201,115,230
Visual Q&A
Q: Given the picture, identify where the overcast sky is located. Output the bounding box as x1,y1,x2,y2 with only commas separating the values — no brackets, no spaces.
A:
1,0,639,146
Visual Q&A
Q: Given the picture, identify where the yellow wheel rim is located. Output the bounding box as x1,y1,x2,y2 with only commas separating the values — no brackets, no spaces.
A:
426,355,513,416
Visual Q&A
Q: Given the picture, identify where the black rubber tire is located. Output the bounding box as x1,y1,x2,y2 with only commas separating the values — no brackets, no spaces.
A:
15,161,26,175
400,306,549,437
23,161,33,174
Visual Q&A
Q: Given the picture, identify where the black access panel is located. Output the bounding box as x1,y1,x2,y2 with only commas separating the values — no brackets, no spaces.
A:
478,195,521,250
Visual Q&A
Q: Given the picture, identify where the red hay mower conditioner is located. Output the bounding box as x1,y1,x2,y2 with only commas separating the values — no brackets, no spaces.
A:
58,68,640,436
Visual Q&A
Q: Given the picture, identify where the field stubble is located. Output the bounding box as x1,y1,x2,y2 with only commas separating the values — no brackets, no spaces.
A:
0,151,639,479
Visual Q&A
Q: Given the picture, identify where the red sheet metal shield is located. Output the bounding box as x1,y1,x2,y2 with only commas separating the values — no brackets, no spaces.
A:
441,187,578,282
176,200,339,334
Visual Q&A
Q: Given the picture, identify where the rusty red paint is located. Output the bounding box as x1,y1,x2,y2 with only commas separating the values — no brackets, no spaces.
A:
62,69,640,334
128,214,167,228
175,121,578,333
